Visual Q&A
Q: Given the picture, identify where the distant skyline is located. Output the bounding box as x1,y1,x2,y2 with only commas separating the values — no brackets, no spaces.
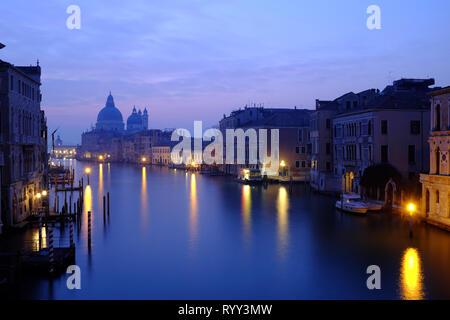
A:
1,0,449,144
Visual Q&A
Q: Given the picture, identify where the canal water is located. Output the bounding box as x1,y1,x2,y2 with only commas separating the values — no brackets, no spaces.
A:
3,160,450,299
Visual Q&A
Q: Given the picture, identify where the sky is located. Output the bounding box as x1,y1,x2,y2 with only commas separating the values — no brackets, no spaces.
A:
1,0,449,144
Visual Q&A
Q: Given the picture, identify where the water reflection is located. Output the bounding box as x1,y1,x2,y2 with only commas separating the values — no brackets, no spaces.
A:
99,164,103,195
141,166,148,225
241,185,251,243
400,248,424,300
189,174,198,247
277,186,289,258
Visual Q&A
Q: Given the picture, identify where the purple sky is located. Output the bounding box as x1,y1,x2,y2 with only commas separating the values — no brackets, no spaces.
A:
1,0,449,144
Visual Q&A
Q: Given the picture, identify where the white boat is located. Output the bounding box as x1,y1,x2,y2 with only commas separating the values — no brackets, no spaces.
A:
336,193,369,214
338,193,383,212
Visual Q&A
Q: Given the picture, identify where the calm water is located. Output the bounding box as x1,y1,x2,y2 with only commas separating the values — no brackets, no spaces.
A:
3,160,450,299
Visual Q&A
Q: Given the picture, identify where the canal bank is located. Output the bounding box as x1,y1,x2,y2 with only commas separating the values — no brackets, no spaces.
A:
1,159,450,299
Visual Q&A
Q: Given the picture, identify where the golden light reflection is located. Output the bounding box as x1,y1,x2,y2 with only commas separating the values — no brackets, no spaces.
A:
400,248,424,300
99,163,103,195
32,227,47,250
84,185,92,214
277,186,289,258
141,166,148,225
241,185,251,242
189,174,198,246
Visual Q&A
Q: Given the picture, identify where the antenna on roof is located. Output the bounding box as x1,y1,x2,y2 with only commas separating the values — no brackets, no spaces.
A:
37,59,39,66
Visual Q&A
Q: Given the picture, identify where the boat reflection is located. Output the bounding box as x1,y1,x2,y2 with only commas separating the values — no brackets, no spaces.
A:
400,248,424,300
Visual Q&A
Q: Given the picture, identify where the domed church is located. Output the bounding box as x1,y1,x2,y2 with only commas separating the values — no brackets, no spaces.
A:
96,92,125,132
127,106,148,133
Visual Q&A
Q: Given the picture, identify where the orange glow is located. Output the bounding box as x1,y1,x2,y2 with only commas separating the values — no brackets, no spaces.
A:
189,174,198,247
85,168,91,174
400,248,424,300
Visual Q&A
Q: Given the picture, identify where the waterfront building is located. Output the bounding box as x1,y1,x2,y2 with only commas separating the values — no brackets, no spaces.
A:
309,100,340,193
152,144,172,166
332,79,433,203
420,86,450,230
219,107,312,180
0,59,48,229
79,92,152,160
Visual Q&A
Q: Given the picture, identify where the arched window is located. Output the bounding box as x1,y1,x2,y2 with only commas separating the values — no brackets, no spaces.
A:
426,189,430,213
436,190,440,204
435,104,441,130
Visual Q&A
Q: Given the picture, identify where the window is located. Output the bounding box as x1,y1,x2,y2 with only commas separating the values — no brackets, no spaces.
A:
326,143,331,155
381,145,388,163
295,146,300,154
381,120,388,135
408,145,416,164
346,101,350,110
295,160,300,168
298,129,302,142
326,119,331,129
301,161,306,168
410,120,420,135
353,101,358,108
10,75,13,90
368,120,372,135
326,162,331,171
435,104,441,130
301,146,306,154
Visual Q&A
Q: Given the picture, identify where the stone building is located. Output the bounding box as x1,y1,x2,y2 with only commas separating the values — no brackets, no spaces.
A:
420,86,450,230
309,100,340,193
0,59,48,229
79,92,151,160
219,107,312,180
331,79,433,198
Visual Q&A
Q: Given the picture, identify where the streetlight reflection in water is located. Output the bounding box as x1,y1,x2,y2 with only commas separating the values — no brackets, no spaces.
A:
400,247,424,300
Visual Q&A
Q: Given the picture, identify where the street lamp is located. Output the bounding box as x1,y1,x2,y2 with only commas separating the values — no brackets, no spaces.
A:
42,190,47,197
408,203,415,238
85,167,91,185
141,157,147,163
280,160,286,168
36,193,41,199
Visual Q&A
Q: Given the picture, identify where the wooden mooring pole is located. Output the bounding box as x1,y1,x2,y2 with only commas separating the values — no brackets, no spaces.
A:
48,227,55,274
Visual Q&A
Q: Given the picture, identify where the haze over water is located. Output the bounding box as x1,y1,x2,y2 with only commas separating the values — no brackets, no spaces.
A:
7,160,450,299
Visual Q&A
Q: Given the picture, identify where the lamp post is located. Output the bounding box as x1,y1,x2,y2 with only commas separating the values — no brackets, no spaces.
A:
85,167,91,185
408,203,415,238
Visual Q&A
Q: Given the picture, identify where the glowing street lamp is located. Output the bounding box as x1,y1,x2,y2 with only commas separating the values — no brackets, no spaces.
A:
407,203,415,238
36,193,41,199
280,160,286,168
42,190,48,197
85,167,91,185
141,157,147,163
98,155,104,161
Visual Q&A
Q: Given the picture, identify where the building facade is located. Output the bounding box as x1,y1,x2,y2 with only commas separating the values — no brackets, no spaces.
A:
420,86,450,230
219,107,312,180
310,100,341,192
79,93,152,160
0,59,48,229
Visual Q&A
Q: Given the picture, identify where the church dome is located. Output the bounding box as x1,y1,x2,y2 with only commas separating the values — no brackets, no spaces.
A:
127,107,141,125
95,92,124,132
97,93,124,123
